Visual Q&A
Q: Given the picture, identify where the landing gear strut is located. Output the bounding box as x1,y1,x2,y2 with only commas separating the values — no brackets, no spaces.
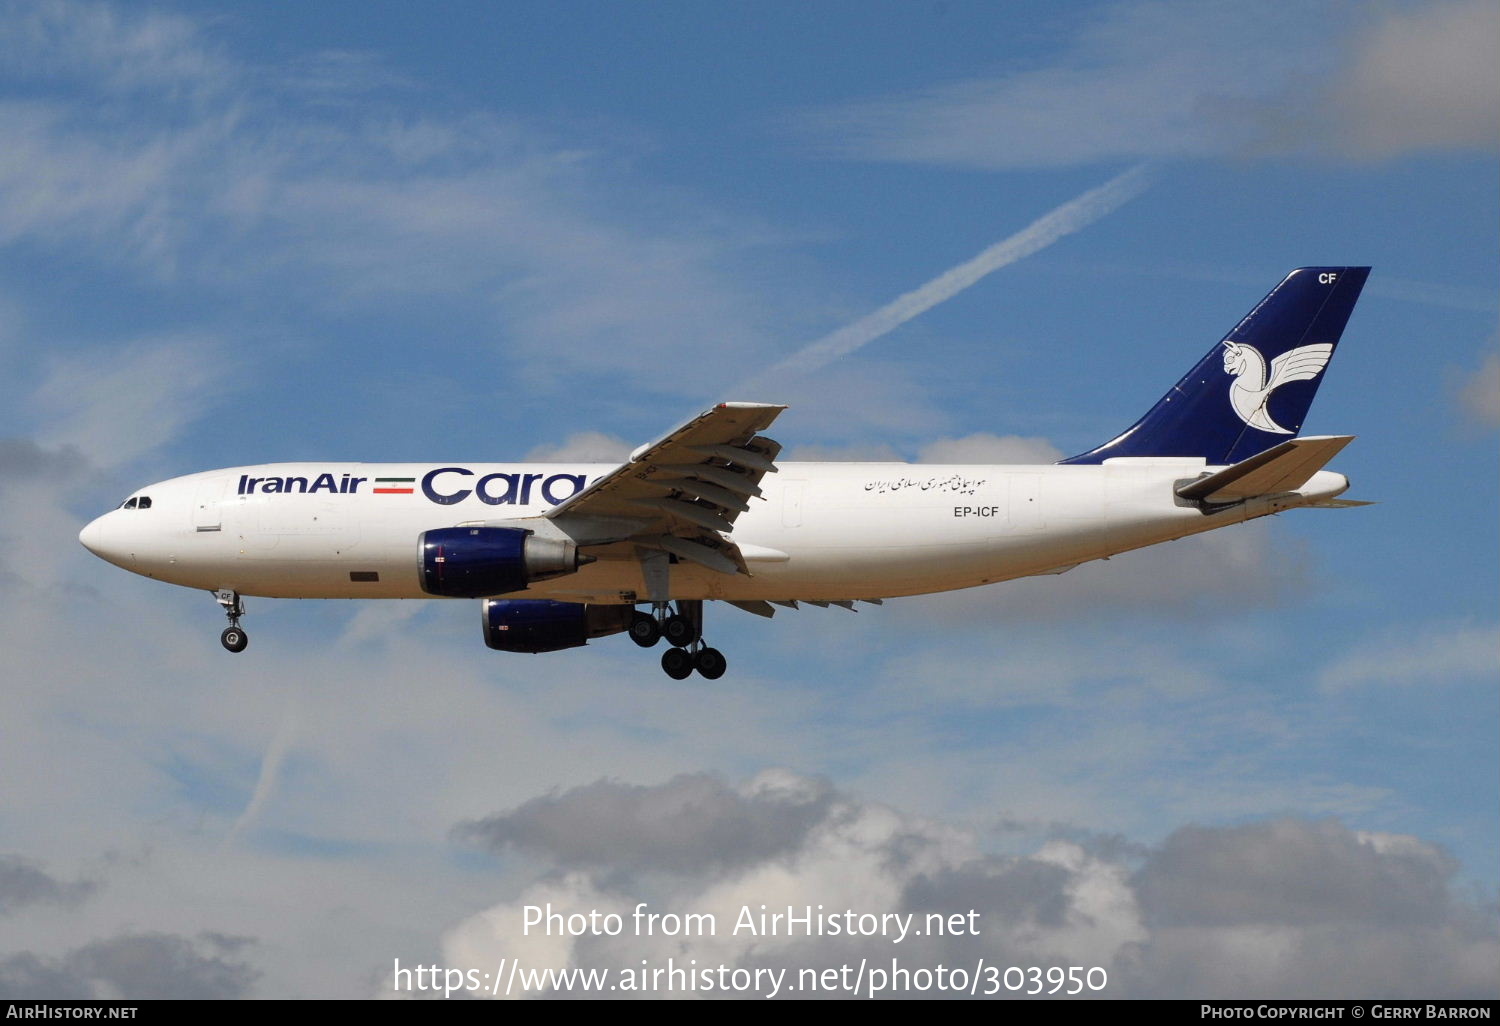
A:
215,589,248,653
635,599,727,679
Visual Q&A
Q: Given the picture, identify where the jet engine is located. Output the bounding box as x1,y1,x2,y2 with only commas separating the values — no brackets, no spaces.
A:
418,526,586,598
480,599,633,653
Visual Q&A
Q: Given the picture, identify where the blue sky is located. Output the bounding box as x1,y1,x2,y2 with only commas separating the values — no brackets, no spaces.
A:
0,0,1495,1000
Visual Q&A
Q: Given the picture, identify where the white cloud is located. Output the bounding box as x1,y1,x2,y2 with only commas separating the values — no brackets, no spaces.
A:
777,432,1060,465
523,432,632,464
1322,0,1500,159
758,359,953,440
442,874,616,1001
0,856,95,915
796,3,1323,169
796,0,1498,170
0,931,258,1000
1366,276,1500,314
27,334,225,470
0,0,232,97
1459,350,1500,427
1319,621,1500,692
906,519,1312,625
443,771,1499,999
917,432,1062,465
781,441,905,462
0,1,797,402
870,633,1220,713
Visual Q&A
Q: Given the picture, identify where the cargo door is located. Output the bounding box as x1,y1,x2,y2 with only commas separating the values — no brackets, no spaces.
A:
193,477,227,532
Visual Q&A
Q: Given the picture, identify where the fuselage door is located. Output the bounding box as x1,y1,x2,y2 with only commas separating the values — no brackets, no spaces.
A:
193,477,226,532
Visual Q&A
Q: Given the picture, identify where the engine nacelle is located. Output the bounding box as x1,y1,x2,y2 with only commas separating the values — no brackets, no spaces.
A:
418,526,582,598
481,599,633,653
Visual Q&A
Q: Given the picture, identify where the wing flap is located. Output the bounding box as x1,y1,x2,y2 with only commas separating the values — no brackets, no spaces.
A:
650,476,751,512
727,600,777,618
626,496,737,534
545,402,786,576
688,443,779,473
652,534,742,575
658,463,765,498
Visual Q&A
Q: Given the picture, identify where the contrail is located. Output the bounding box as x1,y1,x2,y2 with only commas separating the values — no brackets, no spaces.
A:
222,692,301,851
755,163,1154,383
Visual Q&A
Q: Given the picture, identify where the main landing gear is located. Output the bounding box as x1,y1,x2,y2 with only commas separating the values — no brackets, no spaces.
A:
215,589,248,653
629,599,726,680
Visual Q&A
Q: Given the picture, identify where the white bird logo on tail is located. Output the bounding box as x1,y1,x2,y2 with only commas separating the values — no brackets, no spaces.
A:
1221,340,1333,434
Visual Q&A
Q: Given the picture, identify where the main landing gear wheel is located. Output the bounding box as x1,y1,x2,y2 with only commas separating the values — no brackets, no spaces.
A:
629,611,662,648
661,647,694,680
693,647,727,680
220,626,248,653
643,600,720,678
662,614,699,648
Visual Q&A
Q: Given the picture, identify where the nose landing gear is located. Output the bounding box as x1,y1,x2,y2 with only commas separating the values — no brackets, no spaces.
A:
215,589,248,653
635,600,727,679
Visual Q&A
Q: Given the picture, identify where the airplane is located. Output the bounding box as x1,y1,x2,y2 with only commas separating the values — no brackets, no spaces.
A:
78,267,1371,679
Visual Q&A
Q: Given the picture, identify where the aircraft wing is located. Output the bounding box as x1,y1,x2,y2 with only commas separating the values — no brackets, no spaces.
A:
545,402,786,575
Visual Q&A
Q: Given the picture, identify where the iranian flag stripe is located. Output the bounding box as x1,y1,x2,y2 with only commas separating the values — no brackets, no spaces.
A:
374,477,415,495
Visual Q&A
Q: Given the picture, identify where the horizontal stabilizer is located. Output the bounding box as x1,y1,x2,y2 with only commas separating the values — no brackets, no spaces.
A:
1306,497,1375,509
1176,435,1354,504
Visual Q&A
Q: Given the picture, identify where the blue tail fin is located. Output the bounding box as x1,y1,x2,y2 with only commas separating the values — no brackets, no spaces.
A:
1060,267,1369,466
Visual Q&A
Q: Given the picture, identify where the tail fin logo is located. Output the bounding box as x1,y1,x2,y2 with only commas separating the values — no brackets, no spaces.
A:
1221,340,1334,435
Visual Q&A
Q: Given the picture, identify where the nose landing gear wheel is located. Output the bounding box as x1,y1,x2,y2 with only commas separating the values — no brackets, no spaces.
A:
661,647,694,680
214,590,248,653
220,626,248,653
629,611,662,648
693,647,727,680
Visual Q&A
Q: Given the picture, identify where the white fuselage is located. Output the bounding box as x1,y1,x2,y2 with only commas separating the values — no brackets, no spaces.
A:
79,459,1349,604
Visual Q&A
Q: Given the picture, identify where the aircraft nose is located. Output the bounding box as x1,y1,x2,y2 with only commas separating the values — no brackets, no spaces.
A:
79,515,110,557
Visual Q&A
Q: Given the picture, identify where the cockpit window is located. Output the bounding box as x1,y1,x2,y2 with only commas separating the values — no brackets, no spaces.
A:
137,496,152,509
122,497,138,510
118,496,152,510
